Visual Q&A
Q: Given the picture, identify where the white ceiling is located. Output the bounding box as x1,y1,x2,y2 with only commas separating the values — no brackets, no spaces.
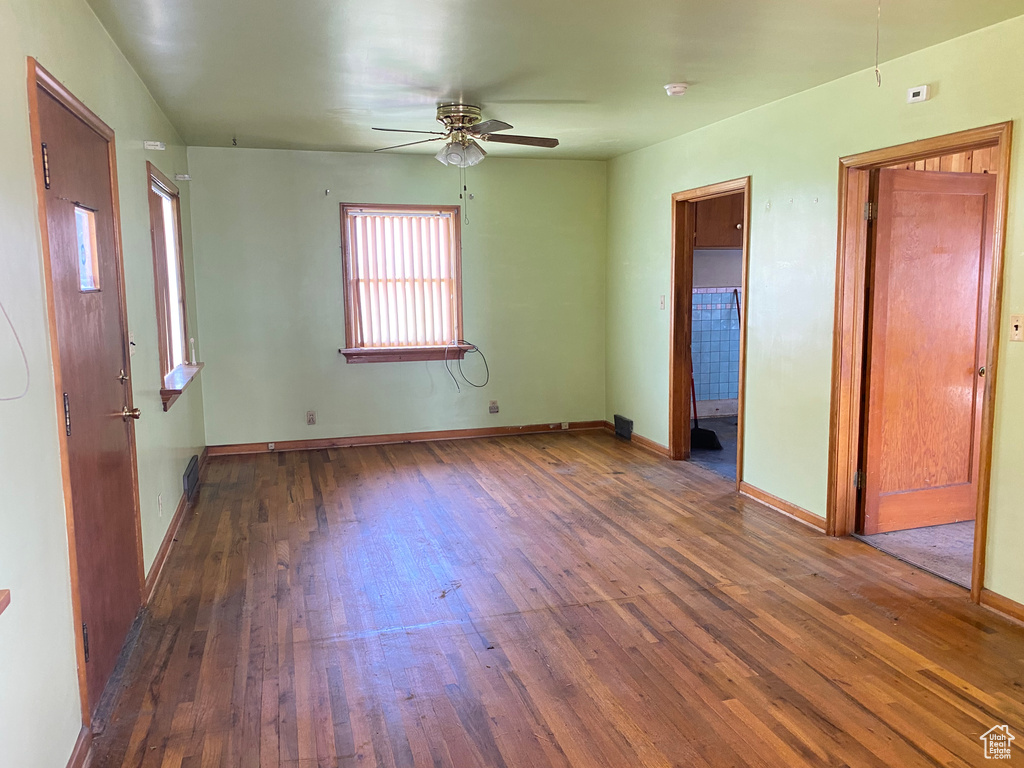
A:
87,0,1024,159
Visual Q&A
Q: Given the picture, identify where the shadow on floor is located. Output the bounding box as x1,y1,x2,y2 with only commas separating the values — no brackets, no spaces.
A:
855,520,974,589
688,416,737,481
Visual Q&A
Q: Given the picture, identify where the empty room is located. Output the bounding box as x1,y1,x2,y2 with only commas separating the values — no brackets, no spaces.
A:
3,0,1024,766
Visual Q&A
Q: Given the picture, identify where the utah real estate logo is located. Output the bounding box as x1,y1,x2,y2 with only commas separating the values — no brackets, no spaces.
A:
980,725,1015,760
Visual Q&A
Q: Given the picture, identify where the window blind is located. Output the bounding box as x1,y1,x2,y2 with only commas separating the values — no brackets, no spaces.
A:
344,208,458,348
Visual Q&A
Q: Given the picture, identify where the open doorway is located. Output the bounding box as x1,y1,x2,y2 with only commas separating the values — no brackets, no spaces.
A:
669,178,750,485
828,124,1011,601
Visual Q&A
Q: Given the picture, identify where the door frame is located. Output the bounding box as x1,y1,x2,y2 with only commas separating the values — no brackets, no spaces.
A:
26,57,145,723
669,177,751,487
827,122,1012,602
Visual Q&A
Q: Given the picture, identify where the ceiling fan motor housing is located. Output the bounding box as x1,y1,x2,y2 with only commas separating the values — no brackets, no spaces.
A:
436,103,482,132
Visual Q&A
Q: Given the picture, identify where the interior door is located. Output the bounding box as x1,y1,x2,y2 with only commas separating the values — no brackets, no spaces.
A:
37,85,143,712
861,169,996,534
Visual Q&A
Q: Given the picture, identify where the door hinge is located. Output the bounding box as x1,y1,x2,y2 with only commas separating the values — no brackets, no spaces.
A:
82,623,90,662
854,470,865,490
63,392,71,436
41,142,51,190
863,201,876,221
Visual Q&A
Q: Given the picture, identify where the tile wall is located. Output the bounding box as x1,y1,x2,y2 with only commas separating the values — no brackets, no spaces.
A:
692,287,741,401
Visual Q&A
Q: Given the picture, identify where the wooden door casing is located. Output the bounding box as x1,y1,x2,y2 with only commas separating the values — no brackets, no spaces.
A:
37,84,143,713
862,169,996,535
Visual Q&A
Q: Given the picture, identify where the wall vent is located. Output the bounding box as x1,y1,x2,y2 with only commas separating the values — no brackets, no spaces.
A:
183,454,200,502
613,414,633,440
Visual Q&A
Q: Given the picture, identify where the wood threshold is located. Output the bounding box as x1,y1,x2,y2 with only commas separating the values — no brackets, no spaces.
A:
0,589,9,617
208,421,608,456
739,481,826,531
339,346,468,364
980,588,1024,626
826,121,1012,606
143,448,209,603
160,362,203,411
65,725,92,768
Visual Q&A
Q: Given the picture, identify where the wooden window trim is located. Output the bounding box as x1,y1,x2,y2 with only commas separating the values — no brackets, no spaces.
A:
0,589,10,618
339,203,464,363
147,162,200,409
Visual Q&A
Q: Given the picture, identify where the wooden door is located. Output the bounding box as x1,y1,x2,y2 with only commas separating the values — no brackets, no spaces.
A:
862,169,996,534
37,85,143,712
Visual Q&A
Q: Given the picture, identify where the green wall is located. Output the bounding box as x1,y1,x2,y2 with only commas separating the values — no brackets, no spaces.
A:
188,147,607,445
606,16,1024,603
0,0,205,763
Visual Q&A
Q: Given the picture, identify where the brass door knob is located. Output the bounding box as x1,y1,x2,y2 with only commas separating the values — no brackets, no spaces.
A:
979,366,987,377
122,406,142,420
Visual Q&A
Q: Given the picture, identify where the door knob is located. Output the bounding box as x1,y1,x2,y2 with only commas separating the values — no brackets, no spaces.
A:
979,366,987,377
121,406,141,420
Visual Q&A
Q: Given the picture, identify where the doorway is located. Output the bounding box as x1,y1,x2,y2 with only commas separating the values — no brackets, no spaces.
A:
669,178,751,485
828,123,1011,601
27,59,145,722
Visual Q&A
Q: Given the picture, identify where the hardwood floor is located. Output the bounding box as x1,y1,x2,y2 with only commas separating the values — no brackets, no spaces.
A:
90,431,1024,768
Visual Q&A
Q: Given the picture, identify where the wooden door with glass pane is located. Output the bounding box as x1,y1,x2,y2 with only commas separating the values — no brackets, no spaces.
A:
861,169,996,534
37,82,143,714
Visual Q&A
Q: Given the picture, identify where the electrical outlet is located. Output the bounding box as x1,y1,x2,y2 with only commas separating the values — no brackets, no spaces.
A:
561,422,569,430
306,410,317,426
1010,314,1024,342
268,442,276,451
488,400,499,414
158,493,163,517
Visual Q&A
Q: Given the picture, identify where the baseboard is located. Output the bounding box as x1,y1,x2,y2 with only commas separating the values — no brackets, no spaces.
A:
66,726,91,768
739,481,826,531
980,588,1024,626
600,421,672,458
143,448,210,604
207,421,608,457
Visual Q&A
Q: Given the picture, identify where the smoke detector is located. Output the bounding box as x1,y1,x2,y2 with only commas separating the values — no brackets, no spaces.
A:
664,83,689,96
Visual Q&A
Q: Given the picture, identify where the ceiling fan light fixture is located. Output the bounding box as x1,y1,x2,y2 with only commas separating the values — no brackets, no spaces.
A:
436,138,486,167
664,82,689,96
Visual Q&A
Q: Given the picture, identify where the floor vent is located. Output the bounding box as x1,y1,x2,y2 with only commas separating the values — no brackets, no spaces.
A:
183,454,200,501
613,414,633,440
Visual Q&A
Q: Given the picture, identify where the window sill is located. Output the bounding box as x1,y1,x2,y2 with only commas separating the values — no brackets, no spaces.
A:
160,362,204,411
0,590,9,618
339,345,469,364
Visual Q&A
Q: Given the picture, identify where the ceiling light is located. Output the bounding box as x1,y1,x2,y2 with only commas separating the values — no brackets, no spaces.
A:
664,83,689,96
435,138,487,167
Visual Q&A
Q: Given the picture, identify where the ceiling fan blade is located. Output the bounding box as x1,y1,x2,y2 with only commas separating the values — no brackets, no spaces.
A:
480,133,559,148
470,119,513,135
372,127,446,136
374,136,447,151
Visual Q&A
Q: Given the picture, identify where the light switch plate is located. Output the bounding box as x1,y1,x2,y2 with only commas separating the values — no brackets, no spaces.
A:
1010,314,1024,342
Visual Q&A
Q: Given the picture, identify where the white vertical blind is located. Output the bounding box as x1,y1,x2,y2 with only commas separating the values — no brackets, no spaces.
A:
346,209,458,347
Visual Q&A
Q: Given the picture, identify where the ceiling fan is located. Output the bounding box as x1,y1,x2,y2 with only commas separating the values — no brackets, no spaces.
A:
373,103,559,167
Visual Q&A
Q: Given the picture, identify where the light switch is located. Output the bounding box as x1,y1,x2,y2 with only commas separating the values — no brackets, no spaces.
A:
660,295,666,310
1010,315,1024,342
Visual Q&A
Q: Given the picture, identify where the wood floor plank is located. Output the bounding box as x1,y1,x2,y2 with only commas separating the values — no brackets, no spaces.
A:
90,431,1024,767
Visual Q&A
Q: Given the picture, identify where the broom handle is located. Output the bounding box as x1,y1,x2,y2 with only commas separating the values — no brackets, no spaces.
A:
733,288,741,324
690,375,699,427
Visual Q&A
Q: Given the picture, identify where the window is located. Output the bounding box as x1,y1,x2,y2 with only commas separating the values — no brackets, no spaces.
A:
148,163,199,408
339,203,465,363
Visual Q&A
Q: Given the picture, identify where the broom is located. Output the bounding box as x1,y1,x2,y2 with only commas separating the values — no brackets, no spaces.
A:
691,376,722,450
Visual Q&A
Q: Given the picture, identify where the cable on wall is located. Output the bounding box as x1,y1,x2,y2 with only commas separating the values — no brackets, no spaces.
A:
445,339,489,393
874,0,883,87
0,296,30,402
